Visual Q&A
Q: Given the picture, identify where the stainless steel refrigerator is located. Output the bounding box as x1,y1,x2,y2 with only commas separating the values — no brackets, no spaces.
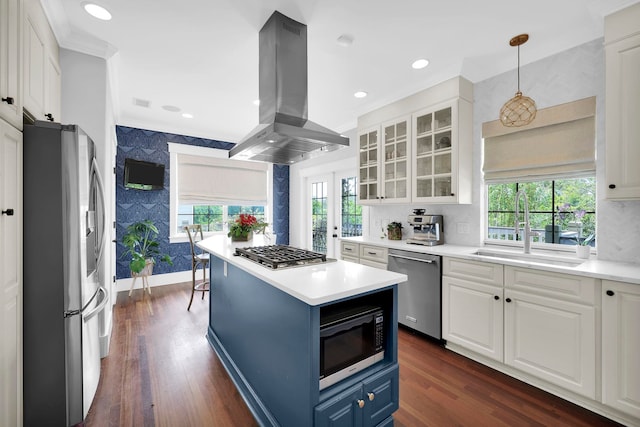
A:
23,121,109,426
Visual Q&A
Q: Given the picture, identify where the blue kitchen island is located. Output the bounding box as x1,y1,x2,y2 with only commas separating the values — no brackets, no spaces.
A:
197,235,407,427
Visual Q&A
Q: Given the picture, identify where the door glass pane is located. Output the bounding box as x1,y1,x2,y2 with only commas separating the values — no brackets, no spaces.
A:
311,181,328,253
416,113,432,134
434,177,452,197
417,178,432,197
434,107,452,129
416,135,432,155
434,153,451,174
340,177,362,237
435,131,452,150
416,156,432,177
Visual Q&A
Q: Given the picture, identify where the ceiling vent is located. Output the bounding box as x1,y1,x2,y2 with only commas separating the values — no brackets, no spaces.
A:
133,98,151,108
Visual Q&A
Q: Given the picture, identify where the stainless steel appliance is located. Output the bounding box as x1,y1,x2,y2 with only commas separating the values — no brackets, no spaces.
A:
229,11,349,164
235,245,332,269
407,214,444,246
23,121,109,426
387,249,442,339
319,305,385,390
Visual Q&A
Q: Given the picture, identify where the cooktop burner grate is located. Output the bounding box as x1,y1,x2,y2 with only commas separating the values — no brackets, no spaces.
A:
234,245,327,269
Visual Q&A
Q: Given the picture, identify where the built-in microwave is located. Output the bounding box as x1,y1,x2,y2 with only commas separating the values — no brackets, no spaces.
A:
319,305,385,390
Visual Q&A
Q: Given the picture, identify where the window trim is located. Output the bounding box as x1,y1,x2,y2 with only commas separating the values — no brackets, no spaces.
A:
168,143,272,243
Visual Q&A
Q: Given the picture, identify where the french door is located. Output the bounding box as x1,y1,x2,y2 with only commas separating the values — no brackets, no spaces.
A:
308,171,363,258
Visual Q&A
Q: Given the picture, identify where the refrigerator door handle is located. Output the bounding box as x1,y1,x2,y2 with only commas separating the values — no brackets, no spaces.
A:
83,286,109,321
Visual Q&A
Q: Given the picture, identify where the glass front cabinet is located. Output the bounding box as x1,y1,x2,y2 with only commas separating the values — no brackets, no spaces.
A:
412,100,472,204
358,116,411,204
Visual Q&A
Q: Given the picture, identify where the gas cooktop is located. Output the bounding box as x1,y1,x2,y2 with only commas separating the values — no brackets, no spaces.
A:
234,245,330,270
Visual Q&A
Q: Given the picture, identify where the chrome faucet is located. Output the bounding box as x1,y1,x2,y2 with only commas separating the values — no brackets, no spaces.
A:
514,190,539,254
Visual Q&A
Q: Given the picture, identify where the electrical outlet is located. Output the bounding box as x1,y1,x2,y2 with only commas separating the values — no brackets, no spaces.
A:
457,222,470,234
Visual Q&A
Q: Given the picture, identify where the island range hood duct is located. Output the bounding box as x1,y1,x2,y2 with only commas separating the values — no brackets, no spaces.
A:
229,11,350,164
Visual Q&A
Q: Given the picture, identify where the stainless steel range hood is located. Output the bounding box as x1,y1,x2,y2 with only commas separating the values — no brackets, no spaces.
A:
229,11,349,164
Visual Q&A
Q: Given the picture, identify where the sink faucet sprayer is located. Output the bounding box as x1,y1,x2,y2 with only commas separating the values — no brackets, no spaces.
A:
514,190,540,254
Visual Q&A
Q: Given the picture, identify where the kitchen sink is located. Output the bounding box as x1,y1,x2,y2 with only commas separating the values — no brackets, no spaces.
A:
472,249,586,267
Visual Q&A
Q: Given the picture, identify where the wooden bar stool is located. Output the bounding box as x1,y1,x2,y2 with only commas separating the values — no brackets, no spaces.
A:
184,225,210,310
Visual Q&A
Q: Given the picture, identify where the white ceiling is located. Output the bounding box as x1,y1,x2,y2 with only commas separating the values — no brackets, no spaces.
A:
43,0,639,144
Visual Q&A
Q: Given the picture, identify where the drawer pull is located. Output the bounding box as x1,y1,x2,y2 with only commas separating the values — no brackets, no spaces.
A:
357,399,365,409
368,392,375,401
494,295,500,300
367,251,377,255
505,298,512,303
606,290,615,296
344,247,352,251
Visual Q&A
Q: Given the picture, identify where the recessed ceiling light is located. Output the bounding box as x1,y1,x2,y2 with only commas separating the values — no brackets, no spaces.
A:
162,105,181,112
412,59,430,69
83,3,112,21
354,91,368,98
337,34,354,47
182,113,193,119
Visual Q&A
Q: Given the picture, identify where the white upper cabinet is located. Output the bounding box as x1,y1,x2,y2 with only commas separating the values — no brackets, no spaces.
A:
23,0,60,123
605,2,640,200
0,0,23,130
357,76,473,205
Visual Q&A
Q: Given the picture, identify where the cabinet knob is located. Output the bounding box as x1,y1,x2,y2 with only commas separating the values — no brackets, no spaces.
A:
1,97,14,105
357,399,365,409
494,295,500,300
505,298,512,303
45,113,54,122
451,193,455,196
2,208,14,216
606,290,615,296
368,392,375,401
608,184,616,189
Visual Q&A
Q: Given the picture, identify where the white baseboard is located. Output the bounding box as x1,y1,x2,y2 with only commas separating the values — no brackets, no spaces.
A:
116,270,193,294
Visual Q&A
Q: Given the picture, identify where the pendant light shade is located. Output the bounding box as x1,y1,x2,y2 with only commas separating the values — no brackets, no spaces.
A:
500,34,537,127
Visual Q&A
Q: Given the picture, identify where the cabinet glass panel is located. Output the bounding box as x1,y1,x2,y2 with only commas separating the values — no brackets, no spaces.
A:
369,147,377,164
416,135,432,155
434,107,452,130
369,165,377,181
368,183,378,198
397,180,407,198
397,121,407,137
360,134,368,150
417,178,432,197
416,113,432,134
434,176,452,197
385,125,395,140
359,168,367,183
435,131,452,150
369,131,378,147
385,181,395,198
360,151,368,166
434,153,451,174
385,164,394,180
416,156,432,177
385,145,394,162
396,141,407,158
396,160,406,179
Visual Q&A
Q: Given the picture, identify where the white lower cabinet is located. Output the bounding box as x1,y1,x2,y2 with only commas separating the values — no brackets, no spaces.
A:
602,280,640,419
339,241,388,270
442,261,503,361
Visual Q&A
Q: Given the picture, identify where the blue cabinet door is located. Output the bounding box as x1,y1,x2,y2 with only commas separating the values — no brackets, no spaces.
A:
362,364,399,426
315,384,363,427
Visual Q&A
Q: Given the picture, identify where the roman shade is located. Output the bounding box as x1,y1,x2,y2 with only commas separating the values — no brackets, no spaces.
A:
169,143,268,205
482,96,596,183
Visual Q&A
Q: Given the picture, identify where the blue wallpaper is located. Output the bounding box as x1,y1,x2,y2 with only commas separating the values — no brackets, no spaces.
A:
115,125,289,279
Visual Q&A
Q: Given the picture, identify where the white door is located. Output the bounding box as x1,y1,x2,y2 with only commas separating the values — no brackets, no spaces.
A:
0,119,23,427
308,172,363,258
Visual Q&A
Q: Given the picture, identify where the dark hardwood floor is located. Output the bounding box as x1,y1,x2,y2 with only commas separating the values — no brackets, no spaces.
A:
86,282,622,427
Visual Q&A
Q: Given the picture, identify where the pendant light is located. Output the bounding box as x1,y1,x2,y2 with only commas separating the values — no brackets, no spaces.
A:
500,34,537,127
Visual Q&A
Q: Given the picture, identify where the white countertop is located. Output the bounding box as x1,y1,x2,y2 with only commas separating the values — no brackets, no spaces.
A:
197,235,408,306
342,236,640,285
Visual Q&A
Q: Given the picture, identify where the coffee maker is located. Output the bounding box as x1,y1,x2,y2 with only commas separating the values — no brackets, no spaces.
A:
406,211,444,246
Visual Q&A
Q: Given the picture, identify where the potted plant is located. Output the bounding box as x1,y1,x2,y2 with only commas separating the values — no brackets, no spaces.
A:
122,219,173,275
387,222,403,240
227,214,268,242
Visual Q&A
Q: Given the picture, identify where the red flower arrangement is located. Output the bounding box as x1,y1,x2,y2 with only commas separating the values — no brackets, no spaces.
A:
227,214,267,239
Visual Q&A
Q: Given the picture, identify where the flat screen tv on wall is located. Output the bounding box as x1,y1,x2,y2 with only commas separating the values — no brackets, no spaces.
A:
123,158,165,190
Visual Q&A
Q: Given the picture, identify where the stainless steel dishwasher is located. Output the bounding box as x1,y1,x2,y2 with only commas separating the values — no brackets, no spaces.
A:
387,249,442,339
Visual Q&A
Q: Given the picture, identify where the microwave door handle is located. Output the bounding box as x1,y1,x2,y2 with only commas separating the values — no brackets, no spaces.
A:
322,319,368,336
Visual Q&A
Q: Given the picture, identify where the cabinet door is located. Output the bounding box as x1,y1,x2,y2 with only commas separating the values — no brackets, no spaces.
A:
0,0,23,130
605,32,640,200
44,53,61,122
315,384,363,427
362,364,399,427
602,280,640,418
358,126,380,204
381,117,410,203
442,276,503,361
504,289,596,399
23,7,45,119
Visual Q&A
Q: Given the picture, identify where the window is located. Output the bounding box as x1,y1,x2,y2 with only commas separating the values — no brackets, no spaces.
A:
340,176,362,238
177,205,265,234
487,177,596,247
168,143,270,241
311,181,328,253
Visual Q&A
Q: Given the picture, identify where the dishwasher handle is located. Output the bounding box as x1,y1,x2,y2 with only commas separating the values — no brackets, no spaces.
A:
388,253,436,264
